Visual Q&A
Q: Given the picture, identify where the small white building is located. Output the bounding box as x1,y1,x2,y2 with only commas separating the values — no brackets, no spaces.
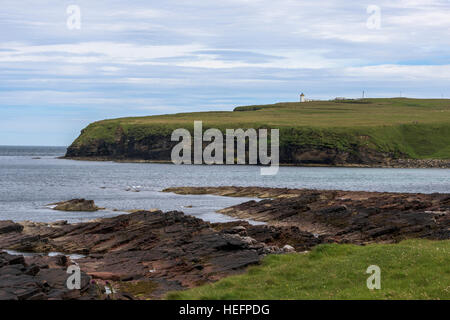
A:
300,93,306,103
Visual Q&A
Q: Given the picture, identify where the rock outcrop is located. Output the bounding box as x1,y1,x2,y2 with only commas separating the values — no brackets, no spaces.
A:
2,186,450,299
165,187,450,244
0,221,24,234
163,186,305,198
50,199,101,212
0,210,307,299
0,252,96,300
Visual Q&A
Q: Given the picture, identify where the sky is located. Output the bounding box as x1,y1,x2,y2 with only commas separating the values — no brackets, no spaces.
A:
1,0,450,146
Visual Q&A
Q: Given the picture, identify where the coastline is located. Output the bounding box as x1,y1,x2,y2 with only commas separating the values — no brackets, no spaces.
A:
162,186,450,238
1,186,449,299
61,156,450,169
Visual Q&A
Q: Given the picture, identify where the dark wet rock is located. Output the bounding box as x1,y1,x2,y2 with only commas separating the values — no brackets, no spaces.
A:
0,210,292,299
0,221,23,234
0,252,96,300
171,187,450,244
212,221,322,252
50,220,68,226
2,254,25,266
2,186,449,299
50,199,101,212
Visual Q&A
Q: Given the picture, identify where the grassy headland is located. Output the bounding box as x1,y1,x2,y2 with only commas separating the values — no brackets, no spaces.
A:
167,239,450,300
67,98,450,163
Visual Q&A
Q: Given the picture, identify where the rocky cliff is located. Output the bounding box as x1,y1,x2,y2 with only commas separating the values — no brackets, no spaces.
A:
65,129,450,167
66,132,390,166
64,99,450,167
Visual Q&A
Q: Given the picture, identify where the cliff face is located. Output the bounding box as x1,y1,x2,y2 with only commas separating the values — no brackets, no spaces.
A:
66,132,175,161
279,144,390,166
64,98,450,167
65,130,392,166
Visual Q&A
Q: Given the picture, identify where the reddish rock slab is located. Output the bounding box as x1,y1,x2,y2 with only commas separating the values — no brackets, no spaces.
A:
2,186,449,299
0,252,96,300
0,210,294,299
166,187,450,243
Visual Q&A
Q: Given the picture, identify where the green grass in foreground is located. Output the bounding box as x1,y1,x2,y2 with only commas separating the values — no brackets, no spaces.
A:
166,240,450,300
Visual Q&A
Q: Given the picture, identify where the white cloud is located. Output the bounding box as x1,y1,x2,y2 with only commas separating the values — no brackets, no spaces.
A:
344,65,450,80
1,0,450,144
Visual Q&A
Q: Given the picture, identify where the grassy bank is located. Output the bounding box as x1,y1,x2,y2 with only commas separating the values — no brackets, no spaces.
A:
70,98,450,159
166,239,450,300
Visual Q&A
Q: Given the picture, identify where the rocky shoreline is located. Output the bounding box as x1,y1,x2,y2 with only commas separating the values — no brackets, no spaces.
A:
1,186,449,300
164,187,450,243
0,251,93,300
63,156,450,168
388,158,450,169
0,210,314,300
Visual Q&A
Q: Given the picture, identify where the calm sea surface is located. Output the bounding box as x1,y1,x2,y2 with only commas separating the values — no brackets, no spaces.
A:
0,146,449,223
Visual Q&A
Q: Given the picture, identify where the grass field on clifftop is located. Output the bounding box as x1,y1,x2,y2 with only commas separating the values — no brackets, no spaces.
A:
71,98,450,159
166,240,450,300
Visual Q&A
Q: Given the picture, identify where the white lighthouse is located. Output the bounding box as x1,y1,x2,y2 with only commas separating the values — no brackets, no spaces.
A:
300,93,306,103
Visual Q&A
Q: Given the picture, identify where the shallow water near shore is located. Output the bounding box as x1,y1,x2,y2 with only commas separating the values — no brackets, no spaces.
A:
0,145,449,223
2,249,85,260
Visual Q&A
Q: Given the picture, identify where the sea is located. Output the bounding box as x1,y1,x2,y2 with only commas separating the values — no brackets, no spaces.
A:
0,145,449,224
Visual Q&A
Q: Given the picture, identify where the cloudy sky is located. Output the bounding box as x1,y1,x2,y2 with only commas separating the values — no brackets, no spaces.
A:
1,0,450,145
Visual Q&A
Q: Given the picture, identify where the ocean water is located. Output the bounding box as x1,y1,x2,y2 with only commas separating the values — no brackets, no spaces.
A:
0,146,449,224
